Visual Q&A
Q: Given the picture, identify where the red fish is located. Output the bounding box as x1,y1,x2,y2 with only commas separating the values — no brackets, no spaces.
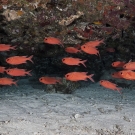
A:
44,37,64,47
112,61,126,68
6,55,33,65
100,80,122,94
106,47,115,52
81,45,100,56
83,39,105,48
0,77,18,86
0,44,16,51
39,77,62,85
65,72,94,82
119,70,135,80
0,66,6,74
6,68,32,76
123,62,135,70
111,71,123,79
62,57,87,67
65,47,81,54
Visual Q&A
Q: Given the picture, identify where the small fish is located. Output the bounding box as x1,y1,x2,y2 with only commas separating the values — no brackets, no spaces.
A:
106,47,115,52
65,72,94,82
39,77,62,85
81,45,100,56
119,70,135,80
0,66,6,74
0,44,16,51
112,61,126,68
100,80,122,94
111,71,123,79
83,39,105,48
62,57,87,67
6,68,32,76
93,21,102,25
6,55,33,65
0,77,18,86
17,10,24,16
44,37,64,47
65,47,81,54
123,62,135,70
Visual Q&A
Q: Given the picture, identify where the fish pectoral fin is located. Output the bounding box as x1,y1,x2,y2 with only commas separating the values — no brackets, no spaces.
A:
26,70,32,76
117,88,122,94
78,50,82,53
81,60,87,67
88,74,95,82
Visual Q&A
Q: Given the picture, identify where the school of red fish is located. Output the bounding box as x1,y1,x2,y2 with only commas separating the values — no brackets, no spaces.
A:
0,38,134,94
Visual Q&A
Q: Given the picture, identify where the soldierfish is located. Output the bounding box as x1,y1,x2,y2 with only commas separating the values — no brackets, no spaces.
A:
39,77,62,85
106,47,115,52
100,80,122,94
81,45,100,56
0,44,16,51
111,71,123,79
6,55,33,65
112,61,126,68
65,47,81,54
119,70,135,80
0,77,18,86
6,68,32,76
123,62,135,70
83,39,105,48
44,37,64,47
62,57,87,67
65,72,94,82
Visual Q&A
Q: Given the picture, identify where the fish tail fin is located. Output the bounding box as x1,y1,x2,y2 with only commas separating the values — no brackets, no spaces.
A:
88,74,95,82
81,60,87,67
28,55,34,64
117,87,122,94
96,50,101,60
11,45,17,50
100,39,105,44
26,70,32,76
78,50,82,53
13,80,18,87
57,78,62,84
59,40,64,47
61,44,64,47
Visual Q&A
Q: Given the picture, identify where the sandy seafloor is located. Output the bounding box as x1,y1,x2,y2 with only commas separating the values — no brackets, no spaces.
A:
0,78,135,135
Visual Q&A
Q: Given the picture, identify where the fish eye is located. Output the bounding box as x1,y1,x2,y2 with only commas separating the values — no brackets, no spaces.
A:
45,38,47,40
7,70,9,72
120,72,123,75
66,75,69,77
6,59,9,61
100,80,103,83
62,59,65,61
40,78,42,81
